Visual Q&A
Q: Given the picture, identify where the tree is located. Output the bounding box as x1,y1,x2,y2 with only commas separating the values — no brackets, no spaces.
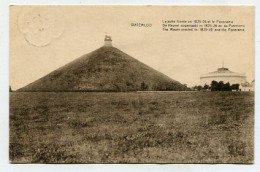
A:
231,84,240,91
218,81,225,91
223,82,231,91
192,85,203,91
197,85,203,91
203,84,210,90
141,82,149,91
211,80,218,91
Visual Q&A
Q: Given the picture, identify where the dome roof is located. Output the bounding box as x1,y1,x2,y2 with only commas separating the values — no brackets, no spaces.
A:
200,67,246,78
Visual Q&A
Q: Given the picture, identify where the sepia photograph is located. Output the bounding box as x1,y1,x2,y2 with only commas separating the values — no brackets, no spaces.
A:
9,5,254,164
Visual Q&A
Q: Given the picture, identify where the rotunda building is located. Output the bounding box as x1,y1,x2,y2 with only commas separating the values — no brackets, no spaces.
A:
200,67,246,85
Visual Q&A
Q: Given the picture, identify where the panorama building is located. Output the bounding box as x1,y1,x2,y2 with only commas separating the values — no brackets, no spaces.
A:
200,66,246,86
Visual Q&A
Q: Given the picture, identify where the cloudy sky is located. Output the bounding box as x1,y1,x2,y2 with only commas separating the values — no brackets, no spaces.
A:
10,6,254,90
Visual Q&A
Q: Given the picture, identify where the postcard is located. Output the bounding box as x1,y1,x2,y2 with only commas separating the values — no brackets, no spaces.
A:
9,5,254,163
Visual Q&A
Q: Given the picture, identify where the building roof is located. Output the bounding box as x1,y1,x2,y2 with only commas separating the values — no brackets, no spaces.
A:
200,67,246,78
241,81,254,87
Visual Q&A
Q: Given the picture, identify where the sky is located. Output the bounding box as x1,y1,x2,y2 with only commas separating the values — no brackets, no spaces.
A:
10,6,254,90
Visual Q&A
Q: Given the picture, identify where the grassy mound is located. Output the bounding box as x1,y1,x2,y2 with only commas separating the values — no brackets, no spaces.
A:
18,46,186,92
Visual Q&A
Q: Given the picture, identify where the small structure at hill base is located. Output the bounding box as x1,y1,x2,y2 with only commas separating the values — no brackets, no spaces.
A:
240,80,255,91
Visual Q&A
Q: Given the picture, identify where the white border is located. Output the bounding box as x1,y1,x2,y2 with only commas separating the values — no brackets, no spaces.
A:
1,1,259,172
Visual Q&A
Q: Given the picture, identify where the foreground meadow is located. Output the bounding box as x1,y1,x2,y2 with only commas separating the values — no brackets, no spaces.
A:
9,91,254,163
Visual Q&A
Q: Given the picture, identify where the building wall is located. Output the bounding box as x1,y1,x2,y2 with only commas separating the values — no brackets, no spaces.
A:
240,86,254,91
200,76,246,85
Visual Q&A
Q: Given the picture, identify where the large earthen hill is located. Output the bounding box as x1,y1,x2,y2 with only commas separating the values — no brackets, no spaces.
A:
18,36,186,92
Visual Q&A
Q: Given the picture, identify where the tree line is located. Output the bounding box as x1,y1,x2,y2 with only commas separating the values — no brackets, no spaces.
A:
140,81,191,91
192,81,239,91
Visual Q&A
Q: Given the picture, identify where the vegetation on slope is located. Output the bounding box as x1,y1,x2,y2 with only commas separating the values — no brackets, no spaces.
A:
18,46,187,92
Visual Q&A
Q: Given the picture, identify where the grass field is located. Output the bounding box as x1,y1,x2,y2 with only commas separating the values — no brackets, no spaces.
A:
9,91,254,163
